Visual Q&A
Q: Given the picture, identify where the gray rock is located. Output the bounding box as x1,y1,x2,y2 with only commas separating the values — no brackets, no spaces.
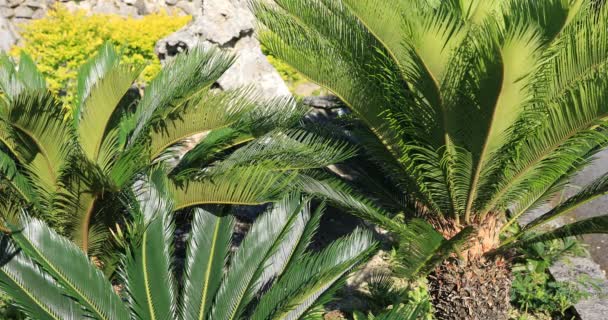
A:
155,0,290,99
550,257,608,320
14,5,33,18
165,0,177,5
175,0,194,15
24,0,43,8
116,2,138,16
0,6,14,18
91,0,119,14
7,0,23,8
31,6,43,18
0,15,16,52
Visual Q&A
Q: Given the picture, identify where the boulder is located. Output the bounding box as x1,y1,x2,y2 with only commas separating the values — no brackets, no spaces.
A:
13,4,33,18
0,14,16,52
155,0,290,99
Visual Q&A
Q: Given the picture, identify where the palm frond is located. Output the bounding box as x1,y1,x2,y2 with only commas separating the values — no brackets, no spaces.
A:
120,177,177,320
76,53,140,165
251,227,376,320
10,215,129,320
523,172,608,232
179,208,234,320
502,215,608,250
170,166,296,210
5,91,72,192
128,46,234,145
0,236,87,320
208,194,312,320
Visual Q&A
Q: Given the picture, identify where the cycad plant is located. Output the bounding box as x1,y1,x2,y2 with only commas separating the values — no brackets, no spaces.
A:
0,43,355,270
256,0,608,318
0,174,376,320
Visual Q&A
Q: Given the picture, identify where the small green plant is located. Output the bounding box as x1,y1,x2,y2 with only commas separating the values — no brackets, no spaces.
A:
353,272,433,320
510,238,591,318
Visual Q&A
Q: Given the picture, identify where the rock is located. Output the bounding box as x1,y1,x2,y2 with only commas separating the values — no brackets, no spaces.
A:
550,257,608,320
31,7,44,18
303,96,344,109
0,6,14,18
91,0,119,14
24,0,43,8
0,15,16,51
13,5,33,18
165,0,177,5
116,2,138,16
155,0,290,99
7,0,23,8
174,0,193,15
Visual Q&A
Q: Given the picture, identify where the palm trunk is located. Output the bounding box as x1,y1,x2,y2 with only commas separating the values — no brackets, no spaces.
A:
428,215,512,320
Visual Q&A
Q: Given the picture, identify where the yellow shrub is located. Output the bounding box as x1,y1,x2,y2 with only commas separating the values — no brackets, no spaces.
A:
11,5,191,104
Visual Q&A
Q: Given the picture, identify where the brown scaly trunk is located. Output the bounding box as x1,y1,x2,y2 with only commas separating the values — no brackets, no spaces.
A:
428,214,512,320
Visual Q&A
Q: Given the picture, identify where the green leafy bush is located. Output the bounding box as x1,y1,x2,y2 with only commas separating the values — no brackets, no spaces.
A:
10,5,190,105
510,238,592,318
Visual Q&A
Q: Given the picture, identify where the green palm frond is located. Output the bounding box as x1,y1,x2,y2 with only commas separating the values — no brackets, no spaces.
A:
251,227,376,320
522,172,608,232
0,182,377,320
74,42,121,121
129,46,234,145
120,177,176,320
0,236,87,320
75,45,141,165
502,215,608,250
215,129,358,172
0,149,35,203
170,165,296,210
149,87,257,161
255,0,608,249
9,215,129,320
179,208,234,320
4,91,72,192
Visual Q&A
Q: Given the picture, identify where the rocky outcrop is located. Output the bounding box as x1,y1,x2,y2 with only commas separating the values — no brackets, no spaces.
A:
0,14,16,51
155,0,290,98
0,0,189,28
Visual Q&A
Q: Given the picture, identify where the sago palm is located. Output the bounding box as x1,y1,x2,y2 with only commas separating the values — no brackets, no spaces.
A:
0,174,376,320
255,0,608,318
0,43,356,271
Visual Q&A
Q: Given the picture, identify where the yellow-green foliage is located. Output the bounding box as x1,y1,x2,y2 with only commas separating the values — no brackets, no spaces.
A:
11,5,190,104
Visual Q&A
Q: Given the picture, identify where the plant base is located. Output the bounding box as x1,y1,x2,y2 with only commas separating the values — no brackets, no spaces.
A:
428,257,512,320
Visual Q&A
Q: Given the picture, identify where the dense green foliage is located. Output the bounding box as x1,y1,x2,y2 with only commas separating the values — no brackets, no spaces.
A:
510,239,593,318
0,42,356,274
352,273,433,320
10,5,190,106
0,185,375,320
255,0,608,277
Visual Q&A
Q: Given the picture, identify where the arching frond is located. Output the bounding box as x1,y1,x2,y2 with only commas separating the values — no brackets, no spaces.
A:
120,180,176,320
5,91,72,192
10,215,129,320
129,46,234,145
170,166,296,210
179,208,234,320
0,236,87,320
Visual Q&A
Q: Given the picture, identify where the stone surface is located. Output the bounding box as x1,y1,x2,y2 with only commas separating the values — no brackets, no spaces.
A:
0,14,16,51
12,4,31,17
550,257,608,320
521,183,608,320
561,149,608,273
155,0,290,99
